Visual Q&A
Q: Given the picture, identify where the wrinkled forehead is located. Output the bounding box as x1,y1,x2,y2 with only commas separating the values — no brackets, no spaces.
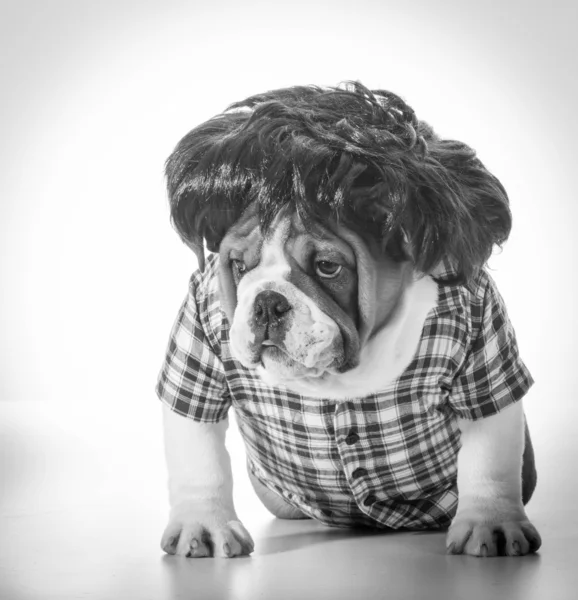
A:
221,205,357,269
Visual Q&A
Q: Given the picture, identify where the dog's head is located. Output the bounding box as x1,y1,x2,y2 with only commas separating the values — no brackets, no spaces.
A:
216,204,414,390
165,82,511,394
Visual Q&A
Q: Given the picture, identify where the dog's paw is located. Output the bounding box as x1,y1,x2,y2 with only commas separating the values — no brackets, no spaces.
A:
446,503,541,557
161,505,254,558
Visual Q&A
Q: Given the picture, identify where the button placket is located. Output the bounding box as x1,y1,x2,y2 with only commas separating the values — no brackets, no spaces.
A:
335,408,377,518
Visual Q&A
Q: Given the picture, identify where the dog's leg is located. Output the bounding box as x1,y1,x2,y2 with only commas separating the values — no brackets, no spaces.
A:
447,400,542,557
160,405,254,558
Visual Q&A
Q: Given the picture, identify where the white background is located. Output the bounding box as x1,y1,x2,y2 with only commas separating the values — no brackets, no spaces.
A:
1,0,577,517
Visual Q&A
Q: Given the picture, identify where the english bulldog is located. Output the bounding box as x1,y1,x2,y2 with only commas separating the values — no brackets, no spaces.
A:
157,82,541,558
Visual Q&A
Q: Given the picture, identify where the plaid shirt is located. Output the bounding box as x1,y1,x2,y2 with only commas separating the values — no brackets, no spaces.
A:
156,254,534,530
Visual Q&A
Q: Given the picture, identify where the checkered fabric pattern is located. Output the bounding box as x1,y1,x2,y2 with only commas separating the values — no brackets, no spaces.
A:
156,254,534,530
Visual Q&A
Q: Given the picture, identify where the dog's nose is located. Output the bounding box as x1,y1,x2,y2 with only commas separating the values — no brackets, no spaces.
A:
253,290,292,326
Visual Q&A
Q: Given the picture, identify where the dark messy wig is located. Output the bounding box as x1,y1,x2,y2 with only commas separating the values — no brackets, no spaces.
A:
166,81,511,282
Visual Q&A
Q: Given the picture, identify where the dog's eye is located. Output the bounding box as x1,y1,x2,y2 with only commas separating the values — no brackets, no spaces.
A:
231,259,247,278
315,260,342,279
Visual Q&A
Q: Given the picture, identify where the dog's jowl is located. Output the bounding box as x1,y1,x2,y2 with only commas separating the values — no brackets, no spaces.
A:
156,82,541,558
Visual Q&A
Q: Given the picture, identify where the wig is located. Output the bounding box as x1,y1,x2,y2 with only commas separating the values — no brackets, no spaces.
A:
166,81,511,283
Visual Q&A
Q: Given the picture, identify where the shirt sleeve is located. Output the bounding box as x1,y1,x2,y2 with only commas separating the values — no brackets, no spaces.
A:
448,274,534,420
155,273,231,423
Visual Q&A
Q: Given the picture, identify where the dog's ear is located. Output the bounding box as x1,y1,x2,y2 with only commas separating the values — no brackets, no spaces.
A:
401,127,512,283
165,115,251,271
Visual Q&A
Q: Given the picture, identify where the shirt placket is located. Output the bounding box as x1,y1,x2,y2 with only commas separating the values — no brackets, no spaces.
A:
333,403,381,517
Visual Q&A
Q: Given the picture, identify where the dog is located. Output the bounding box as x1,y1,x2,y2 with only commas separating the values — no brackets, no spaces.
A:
156,82,541,558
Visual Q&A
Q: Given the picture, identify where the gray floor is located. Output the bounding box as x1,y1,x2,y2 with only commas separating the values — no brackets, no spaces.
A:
1,402,576,600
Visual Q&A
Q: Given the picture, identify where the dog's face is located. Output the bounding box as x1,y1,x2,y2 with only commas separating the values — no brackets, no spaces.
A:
218,203,412,393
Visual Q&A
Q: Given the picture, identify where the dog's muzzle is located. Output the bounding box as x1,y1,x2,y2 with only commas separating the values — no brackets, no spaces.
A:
248,290,295,366
229,281,345,382
253,290,292,338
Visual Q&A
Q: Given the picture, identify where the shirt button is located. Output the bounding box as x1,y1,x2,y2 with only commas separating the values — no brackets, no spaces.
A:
352,467,368,479
363,493,377,507
345,430,360,445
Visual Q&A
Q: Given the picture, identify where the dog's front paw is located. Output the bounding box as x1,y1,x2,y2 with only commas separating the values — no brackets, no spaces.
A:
161,504,254,558
446,501,541,557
